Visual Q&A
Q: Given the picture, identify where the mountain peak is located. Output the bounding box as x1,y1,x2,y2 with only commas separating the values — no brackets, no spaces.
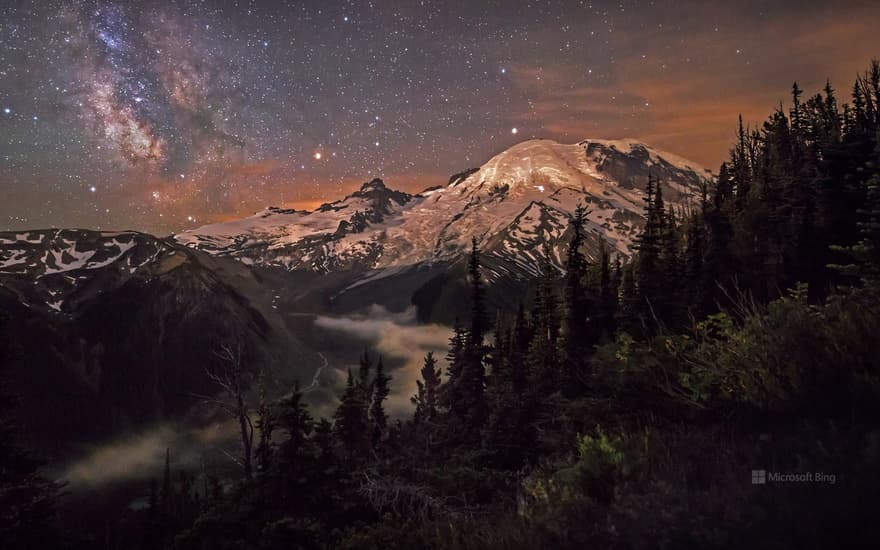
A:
359,178,387,192
176,136,710,273
449,138,711,201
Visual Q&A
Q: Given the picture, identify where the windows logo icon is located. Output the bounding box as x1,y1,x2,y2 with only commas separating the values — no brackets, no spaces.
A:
751,470,767,484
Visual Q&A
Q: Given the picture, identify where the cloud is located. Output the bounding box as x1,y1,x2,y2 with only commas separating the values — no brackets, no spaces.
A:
314,306,452,416
59,420,239,489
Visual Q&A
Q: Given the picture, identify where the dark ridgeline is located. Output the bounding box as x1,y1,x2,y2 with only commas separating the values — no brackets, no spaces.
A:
3,61,880,549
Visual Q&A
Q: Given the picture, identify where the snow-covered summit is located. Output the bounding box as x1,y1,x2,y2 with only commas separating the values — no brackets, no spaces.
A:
176,138,713,277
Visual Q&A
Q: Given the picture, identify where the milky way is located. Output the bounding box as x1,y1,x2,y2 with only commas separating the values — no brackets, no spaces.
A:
1,1,878,234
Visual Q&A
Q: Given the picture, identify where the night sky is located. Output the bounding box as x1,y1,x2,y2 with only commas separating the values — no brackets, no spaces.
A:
2,1,878,234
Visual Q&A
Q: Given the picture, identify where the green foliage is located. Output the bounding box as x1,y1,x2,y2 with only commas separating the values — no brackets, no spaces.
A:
572,427,643,503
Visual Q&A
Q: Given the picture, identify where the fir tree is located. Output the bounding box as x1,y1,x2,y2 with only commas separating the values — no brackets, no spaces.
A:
468,236,488,347
276,382,314,467
333,369,370,462
483,324,529,469
563,203,591,391
440,318,467,414
253,373,276,474
527,249,562,394
450,239,489,427
369,356,391,445
357,349,372,390
412,352,441,423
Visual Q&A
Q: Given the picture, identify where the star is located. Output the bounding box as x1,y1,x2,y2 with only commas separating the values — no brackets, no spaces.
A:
511,127,518,135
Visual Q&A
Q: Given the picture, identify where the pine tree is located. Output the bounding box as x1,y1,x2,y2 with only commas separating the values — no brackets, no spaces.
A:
563,203,591,391
659,203,682,325
412,352,441,423
333,369,370,462
369,356,391,445
832,173,880,284
596,242,618,337
450,238,489,427
483,324,529,468
276,382,314,467
468,237,488,347
313,418,335,464
510,302,531,396
254,373,276,474
617,261,639,335
527,249,562,394
632,174,666,330
357,349,372,390
440,318,467,414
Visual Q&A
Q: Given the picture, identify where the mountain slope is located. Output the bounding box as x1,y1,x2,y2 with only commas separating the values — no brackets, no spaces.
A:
0,229,316,452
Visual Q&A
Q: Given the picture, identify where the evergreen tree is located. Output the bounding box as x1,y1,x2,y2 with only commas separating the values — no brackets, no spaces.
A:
509,302,531,396
468,237,488,347
254,373,276,474
357,349,372,390
369,356,391,445
632,174,667,329
449,238,489,427
563,203,592,391
483,324,529,468
412,352,441,423
527,249,562,394
440,318,467,415
333,369,370,462
276,382,314,467
586,239,618,342
313,418,335,464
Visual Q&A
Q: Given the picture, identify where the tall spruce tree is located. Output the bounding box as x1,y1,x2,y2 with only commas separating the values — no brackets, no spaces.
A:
333,369,370,462
412,352,441,423
527,249,562,395
563,203,591,391
369,356,391,445
276,382,314,468
454,237,489,426
483,323,529,468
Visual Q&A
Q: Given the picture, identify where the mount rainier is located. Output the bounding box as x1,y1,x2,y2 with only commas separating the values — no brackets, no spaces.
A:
176,138,712,280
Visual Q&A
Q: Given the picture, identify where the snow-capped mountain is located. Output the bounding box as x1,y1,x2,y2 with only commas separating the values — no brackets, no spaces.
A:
0,229,178,313
177,139,712,279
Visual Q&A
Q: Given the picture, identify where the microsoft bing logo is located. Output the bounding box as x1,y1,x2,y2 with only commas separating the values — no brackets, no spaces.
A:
751,470,767,484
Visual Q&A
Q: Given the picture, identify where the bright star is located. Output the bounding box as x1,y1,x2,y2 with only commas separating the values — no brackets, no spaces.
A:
511,127,518,134
314,152,322,160
89,186,97,193
3,107,10,115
